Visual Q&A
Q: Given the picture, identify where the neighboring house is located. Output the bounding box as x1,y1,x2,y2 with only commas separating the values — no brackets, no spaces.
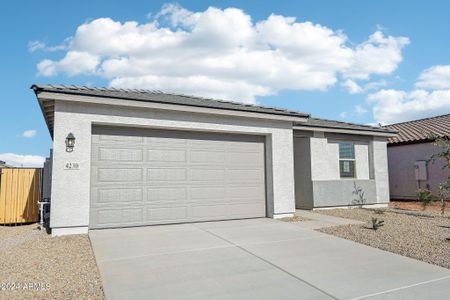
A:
384,114,450,200
32,84,396,236
0,160,11,168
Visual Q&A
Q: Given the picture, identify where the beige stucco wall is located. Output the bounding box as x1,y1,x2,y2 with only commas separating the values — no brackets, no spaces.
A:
388,142,450,200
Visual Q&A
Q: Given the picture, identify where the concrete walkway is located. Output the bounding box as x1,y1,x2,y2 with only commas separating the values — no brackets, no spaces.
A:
90,218,450,300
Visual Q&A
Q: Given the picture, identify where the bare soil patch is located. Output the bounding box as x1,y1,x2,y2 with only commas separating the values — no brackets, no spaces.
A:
390,200,450,213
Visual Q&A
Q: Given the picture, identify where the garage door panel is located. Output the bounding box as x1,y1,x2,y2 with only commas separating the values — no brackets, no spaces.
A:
147,149,187,162
97,188,144,203
191,204,230,218
190,186,226,200
228,151,264,165
227,169,265,183
96,134,144,144
96,168,144,182
228,203,266,217
97,147,144,162
147,138,188,148
147,206,188,222
95,207,144,226
90,127,266,228
228,186,265,199
189,150,226,163
147,168,187,181
146,187,188,202
190,168,225,181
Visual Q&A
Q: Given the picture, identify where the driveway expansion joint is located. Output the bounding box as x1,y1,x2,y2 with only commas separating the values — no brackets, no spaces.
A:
197,226,339,300
347,275,450,300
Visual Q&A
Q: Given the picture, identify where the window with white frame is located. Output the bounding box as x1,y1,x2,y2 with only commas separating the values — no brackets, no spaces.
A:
339,141,356,178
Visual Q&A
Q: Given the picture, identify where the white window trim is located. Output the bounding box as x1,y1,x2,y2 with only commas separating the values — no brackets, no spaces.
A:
338,141,357,179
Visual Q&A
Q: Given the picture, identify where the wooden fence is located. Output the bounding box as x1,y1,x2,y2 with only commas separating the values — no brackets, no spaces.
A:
0,168,42,224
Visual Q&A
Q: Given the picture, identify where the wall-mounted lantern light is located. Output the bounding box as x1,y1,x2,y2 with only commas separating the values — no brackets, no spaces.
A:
65,133,76,152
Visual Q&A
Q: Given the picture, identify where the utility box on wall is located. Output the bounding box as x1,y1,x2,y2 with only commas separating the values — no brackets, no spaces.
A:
414,160,428,181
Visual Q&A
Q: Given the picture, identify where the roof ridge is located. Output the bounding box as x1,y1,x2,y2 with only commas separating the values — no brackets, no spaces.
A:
309,116,385,130
384,113,450,127
30,83,310,118
31,84,308,116
385,113,450,145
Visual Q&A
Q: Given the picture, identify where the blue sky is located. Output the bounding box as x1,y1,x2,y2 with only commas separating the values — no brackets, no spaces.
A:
1,0,450,166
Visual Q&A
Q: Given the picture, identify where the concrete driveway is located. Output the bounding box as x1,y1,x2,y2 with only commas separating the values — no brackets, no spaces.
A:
90,218,450,300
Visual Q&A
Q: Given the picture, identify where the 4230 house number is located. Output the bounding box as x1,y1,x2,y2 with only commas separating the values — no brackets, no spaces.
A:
64,162,80,170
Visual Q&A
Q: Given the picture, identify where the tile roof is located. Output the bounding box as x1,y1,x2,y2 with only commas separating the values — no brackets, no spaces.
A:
31,84,309,118
297,117,397,134
31,84,397,137
383,114,450,145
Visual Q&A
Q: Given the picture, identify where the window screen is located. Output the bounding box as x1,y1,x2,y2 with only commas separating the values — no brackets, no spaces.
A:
339,142,356,178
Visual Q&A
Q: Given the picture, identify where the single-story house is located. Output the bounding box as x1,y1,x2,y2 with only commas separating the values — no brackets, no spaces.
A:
384,114,450,200
32,84,396,236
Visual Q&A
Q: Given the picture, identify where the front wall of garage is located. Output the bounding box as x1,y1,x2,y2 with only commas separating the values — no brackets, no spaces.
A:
90,127,266,228
50,101,296,233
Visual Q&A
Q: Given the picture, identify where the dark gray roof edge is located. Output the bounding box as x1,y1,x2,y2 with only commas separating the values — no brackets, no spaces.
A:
295,117,398,134
31,84,310,118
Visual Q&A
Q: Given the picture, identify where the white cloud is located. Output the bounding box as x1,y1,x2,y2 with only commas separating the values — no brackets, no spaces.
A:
416,65,450,90
28,39,70,53
22,130,37,138
28,41,46,52
343,31,409,80
367,64,450,124
0,153,45,168
342,79,388,94
38,51,99,76
354,104,367,115
36,4,409,103
367,89,450,124
338,105,367,120
342,79,363,94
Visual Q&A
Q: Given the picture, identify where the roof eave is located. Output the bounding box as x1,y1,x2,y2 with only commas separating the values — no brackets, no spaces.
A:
32,86,55,139
35,89,309,125
293,124,398,137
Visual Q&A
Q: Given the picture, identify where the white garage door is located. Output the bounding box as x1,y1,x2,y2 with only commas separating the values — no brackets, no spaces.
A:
90,126,266,229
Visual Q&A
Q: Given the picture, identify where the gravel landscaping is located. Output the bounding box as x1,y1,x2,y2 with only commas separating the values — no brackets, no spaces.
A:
280,215,308,222
0,224,104,299
317,208,450,269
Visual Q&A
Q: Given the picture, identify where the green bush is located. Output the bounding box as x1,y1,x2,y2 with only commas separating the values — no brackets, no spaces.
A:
416,188,434,209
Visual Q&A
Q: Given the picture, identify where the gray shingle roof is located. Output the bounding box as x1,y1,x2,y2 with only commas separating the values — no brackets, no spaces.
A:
31,84,309,118
32,84,397,137
297,117,397,134
383,114,450,145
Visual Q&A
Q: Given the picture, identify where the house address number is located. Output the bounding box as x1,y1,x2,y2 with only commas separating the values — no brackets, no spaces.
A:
64,162,80,170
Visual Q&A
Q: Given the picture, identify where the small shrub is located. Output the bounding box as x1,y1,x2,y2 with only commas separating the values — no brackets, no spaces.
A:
371,217,384,230
438,182,450,216
416,188,434,209
352,182,366,207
